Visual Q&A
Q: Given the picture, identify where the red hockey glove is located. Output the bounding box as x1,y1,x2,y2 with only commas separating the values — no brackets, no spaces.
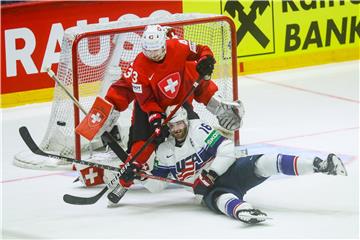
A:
193,169,219,196
196,56,215,79
148,112,167,145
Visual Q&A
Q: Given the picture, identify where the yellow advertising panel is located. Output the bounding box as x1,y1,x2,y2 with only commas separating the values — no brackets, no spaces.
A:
183,0,359,73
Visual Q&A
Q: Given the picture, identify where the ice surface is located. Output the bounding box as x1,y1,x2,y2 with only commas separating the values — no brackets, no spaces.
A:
1,60,359,239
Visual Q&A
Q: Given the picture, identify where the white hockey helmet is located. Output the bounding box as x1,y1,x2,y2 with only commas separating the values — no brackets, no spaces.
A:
141,24,166,61
166,105,188,125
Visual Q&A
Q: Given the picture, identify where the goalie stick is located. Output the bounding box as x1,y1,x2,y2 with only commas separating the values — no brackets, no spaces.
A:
19,126,192,204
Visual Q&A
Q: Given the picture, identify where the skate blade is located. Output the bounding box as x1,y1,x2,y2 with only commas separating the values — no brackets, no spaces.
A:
237,214,273,221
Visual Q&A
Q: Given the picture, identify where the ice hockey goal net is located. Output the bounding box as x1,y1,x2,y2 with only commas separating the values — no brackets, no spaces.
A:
14,13,239,169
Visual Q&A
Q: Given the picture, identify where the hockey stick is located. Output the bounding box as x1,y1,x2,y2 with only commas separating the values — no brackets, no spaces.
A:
46,68,129,203
47,68,129,161
98,73,205,201
109,72,206,167
45,67,204,204
19,126,192,204
67,72,206,204
47,68,87,115
137,172,192,187
19,127,127,173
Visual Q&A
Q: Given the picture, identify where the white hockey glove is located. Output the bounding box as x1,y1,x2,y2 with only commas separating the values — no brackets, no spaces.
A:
206,95,245,131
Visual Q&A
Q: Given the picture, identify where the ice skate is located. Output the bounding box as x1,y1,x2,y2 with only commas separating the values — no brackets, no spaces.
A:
234,202,269,224
236,208,269,224
314,153,347,176
107,183,128,208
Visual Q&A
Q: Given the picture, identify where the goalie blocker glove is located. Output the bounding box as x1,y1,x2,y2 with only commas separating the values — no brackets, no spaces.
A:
206,95,245,131
75,96,120,141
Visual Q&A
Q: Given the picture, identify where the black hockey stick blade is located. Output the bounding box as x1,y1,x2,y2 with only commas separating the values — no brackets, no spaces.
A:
19,126,83,166
19,126,110,205
63,186,109,205
19,126,47,156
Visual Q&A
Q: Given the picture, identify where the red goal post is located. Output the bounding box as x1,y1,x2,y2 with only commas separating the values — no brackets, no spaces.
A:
14,13,239,169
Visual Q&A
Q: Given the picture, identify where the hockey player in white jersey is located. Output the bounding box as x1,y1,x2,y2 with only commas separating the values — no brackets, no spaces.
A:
140,105,348,224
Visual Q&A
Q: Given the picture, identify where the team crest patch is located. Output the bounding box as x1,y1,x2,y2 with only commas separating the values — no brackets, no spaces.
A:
87,108,106,128
75,97,113,141
157,72,181,99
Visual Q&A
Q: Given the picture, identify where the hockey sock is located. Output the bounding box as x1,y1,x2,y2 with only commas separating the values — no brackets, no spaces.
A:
276,154,300,175
255,153,314,177
276,154,315,175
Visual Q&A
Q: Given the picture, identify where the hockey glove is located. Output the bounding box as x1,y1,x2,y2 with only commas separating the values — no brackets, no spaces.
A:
207,96,245,131
148,112,167,145
196,56,215,79
193,169,219,196
119,161,142,188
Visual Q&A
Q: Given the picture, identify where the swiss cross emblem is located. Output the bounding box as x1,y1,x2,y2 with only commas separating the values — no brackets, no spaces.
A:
85,168,98,184
80,167,104,186
158,72,181,99
87,109,106,128
91,113,102,124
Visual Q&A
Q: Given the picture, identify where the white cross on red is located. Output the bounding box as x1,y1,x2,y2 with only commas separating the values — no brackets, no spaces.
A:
85,168,98,184
91,112,102,124
164,78,179,94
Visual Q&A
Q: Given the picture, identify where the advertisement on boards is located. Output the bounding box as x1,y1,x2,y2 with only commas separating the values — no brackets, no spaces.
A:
1,1,182,107
1,0,359,107
183,0,359,72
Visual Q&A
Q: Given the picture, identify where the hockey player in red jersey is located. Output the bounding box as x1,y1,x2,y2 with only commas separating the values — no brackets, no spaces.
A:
75,24,244,204
106,25,244,192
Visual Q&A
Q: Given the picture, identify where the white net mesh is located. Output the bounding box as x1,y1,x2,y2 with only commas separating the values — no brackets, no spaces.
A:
14,13,238,169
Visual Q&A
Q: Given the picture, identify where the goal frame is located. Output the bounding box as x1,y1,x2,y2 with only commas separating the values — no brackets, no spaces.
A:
70,15,239,160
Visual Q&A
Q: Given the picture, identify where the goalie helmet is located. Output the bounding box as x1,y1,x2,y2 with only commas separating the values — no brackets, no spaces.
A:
141,24,166,62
